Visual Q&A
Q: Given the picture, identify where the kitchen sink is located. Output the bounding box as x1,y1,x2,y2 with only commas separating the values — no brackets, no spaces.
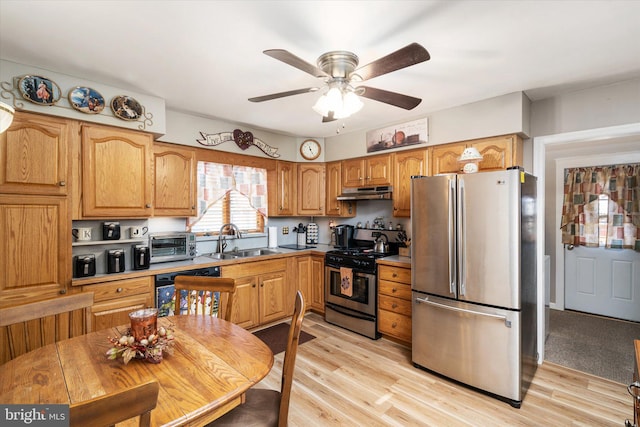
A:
206,248,281,260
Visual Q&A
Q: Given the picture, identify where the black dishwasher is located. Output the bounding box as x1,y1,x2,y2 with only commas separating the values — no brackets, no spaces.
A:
155,266,221,317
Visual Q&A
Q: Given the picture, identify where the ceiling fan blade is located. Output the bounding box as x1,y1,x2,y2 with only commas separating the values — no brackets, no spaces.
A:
351,43,430,82
263,49,328,78
322,111,336,123
248,87,320,102
357,86,422,110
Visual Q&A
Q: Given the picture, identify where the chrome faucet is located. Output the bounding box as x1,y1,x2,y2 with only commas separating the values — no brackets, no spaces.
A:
217,223,242,253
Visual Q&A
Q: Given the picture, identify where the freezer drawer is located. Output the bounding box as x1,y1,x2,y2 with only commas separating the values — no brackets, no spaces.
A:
412,293,522,404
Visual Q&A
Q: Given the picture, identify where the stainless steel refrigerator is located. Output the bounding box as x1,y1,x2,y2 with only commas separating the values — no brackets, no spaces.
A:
411,168,537,408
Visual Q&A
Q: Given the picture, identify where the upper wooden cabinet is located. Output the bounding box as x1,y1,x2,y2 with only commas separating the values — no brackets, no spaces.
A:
269,161,296,217
392,148,429,217
325,161,355,217
430,134,523,175
81,124,153,218
152,142,196,217
297,163,325,216
0,112,74,196
0,194,70,307
342,154,392,187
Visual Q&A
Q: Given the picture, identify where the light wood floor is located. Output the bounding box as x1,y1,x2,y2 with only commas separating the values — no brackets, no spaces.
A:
258,313,632,426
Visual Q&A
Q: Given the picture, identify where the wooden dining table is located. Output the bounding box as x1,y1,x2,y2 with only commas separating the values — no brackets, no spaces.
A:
0,315,274,426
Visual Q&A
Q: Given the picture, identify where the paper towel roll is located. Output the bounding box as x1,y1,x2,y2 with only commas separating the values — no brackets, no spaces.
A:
268,226,277,248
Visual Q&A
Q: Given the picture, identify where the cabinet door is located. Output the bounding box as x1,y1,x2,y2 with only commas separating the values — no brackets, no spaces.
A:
342,158,364,187
366,154,392,186
296,256,311,307
472,135,521,171
431,143,465,175
231,276,259,328
259,271,287,324
310,255,325,313
272,161,296,216
393,149,428,217
91,294,150,332
297,164,325,215
325,161,355,217
81,124,153,217
153,143,196,216
0,195,70,307
0,112,72,195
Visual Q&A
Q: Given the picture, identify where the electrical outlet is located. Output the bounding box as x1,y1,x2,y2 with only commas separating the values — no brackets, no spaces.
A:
282,226,289,235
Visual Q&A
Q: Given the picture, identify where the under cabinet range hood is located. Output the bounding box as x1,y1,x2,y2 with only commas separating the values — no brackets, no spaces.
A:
337,186,393,201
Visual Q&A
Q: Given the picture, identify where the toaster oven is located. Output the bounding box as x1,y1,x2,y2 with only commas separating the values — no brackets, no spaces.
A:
149,232,197,264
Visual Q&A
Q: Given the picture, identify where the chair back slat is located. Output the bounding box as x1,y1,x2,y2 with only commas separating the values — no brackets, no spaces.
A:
279,290,305,425
173,276,236,321
0,293,94,364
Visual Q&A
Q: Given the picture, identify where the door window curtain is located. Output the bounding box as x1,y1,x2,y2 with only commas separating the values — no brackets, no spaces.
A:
560,163,640,251
188,162,267,231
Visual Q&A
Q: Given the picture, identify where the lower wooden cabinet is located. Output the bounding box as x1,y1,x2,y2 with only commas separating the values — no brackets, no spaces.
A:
223,259,289,329
295,255,325,314
82,276,153,332
377,263,412,344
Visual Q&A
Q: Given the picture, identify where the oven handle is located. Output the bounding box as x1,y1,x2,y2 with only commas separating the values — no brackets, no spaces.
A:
326,303,375,321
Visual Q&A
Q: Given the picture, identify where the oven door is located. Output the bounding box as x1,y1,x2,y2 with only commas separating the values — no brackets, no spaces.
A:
325,265,376,316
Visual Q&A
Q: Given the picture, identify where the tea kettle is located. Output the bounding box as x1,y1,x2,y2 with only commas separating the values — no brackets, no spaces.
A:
374,233,389,253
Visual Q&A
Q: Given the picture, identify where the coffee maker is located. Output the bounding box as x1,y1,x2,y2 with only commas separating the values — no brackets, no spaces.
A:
334,224,354,248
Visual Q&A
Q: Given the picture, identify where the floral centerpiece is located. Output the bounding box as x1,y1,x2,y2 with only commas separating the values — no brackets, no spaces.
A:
107,325,175,364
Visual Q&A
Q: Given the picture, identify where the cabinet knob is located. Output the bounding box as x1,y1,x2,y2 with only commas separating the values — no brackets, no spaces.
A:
392,287,397,293
392,322,397,328
392,303,398,309
145,204,152,208
116,287,123,293
252,284,256,288
392,272,398,278
58,181,66,187
59,289,67,294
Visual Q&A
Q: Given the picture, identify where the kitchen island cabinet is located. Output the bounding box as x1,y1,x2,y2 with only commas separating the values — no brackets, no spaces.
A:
377,260,412,345
81,124,153,218
222,258,289,328
152,142,196,217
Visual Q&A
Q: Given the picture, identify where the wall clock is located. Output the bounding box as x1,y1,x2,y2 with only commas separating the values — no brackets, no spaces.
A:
300,139,321,160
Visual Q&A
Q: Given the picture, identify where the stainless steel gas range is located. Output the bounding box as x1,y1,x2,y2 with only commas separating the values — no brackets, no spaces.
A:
324,228,400,339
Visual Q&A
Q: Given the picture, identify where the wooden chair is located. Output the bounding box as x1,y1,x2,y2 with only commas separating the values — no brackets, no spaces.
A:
70,380,159,427
173,276,236,321
0,292,94,364
211,290,306,427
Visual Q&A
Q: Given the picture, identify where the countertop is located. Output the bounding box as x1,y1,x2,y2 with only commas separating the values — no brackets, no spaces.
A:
72,244,334,286
377,255,411,267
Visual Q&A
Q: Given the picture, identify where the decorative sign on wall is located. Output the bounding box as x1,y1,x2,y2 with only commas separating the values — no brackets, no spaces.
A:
366,117,428,153
197,129,281,158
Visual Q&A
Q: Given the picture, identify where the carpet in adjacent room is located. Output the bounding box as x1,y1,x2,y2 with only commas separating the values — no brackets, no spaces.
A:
253,322,315,355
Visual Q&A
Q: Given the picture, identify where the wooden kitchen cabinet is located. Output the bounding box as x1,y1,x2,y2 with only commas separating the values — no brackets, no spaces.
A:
83,276,153,332
152,142,196,216
269,160,296,216
325,161,355,217
223,259,289,328
297,163,325,216
392,148,429,217
378,264,412,344
342,154,392,187
295,254,325,314
430,134,523,175
0,194,71,308
0,111,74,196
81,124,153,217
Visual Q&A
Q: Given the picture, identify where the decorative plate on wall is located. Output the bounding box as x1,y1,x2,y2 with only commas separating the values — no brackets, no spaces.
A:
68,86,105,114
18,75,61,106
110,95,143,121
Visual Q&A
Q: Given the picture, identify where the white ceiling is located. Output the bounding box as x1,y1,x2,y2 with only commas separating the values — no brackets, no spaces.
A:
1,0,639,139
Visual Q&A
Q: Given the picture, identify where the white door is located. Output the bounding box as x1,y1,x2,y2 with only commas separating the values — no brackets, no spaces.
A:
565,245,640,321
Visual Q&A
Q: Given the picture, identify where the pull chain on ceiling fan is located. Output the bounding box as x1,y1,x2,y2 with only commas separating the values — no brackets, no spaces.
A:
248,43,430,123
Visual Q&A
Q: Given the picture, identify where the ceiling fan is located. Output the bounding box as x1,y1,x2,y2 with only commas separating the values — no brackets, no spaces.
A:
248,43,430,122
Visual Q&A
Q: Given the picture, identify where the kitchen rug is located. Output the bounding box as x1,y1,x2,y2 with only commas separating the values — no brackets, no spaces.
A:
253,322,315,355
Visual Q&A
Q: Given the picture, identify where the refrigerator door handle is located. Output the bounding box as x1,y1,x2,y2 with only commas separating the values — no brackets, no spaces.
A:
448,178,457,296
458,178,466,296
415,296,512,328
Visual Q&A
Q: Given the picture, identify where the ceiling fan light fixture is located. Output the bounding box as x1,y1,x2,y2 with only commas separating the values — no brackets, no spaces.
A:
312,87,363,119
